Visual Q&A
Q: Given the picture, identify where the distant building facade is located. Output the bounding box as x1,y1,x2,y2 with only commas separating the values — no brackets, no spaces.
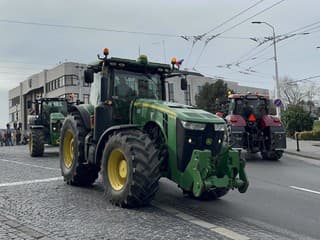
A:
8,62,89,131
166,75,269,106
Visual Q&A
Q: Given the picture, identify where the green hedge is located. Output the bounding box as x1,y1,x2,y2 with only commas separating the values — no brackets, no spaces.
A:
299,130,320,140
314,120,320,131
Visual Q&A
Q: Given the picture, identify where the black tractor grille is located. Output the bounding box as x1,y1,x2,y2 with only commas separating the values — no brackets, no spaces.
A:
176,120,224,172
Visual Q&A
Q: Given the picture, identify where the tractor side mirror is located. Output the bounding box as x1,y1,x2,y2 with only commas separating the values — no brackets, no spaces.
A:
180,76,187,91
27,100,32,109
84,69,94,83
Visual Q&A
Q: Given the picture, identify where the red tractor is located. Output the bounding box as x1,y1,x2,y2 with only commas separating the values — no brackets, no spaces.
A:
223,93,286,160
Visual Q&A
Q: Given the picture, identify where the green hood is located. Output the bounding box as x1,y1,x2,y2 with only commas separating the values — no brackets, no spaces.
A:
134,99,224,124
50,112,65,121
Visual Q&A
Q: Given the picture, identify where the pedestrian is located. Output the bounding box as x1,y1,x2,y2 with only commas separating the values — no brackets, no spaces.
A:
0,130,3,146
16,128,21,145
6,124,13,146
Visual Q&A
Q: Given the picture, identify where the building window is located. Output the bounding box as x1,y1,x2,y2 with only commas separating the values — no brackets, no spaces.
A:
10,96,20,107
59,76,64,87
197,85,203,94
83,94,90,104
168,83,174,102
65,75,78,86
65,75,73,86
54,79,57,89
50,81,54,91
184,84,191,105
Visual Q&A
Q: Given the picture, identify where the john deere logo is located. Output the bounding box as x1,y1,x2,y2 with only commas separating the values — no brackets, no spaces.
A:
206,138,213,145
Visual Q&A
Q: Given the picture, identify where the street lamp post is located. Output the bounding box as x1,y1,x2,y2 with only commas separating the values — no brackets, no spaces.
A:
252,21,281,117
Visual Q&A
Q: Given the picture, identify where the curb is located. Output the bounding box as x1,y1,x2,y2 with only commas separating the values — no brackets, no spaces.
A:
284,150,320,161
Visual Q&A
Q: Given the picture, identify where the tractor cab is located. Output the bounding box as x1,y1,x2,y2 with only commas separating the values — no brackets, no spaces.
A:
89,60,166,126
225,93,286,160
228,93,269,123
40,99,68,126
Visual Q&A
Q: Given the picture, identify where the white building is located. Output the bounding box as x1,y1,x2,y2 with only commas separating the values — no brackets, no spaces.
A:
8,62,89,131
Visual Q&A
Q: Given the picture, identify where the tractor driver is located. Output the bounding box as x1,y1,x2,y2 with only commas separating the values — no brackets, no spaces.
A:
241,101,254,119
115,77,135,98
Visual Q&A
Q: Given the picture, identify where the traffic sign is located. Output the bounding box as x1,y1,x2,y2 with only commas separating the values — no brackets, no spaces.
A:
274,98,282,107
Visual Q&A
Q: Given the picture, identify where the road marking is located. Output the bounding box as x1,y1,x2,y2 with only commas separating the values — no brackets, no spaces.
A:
0,177,62,187
153,202,250,240
290,186,320,195
212,227,249,240
0,158,59,171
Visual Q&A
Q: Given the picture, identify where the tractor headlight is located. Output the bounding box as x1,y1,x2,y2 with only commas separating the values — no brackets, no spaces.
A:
214,124,226,132
53,127,57,131
181,120,206,131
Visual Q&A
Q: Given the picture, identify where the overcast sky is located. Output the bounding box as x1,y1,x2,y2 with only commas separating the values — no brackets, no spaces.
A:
1,0,320,126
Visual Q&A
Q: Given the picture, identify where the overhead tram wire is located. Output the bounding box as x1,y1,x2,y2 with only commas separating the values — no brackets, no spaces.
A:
0,19,181,38
184,0,266,66
288,75,320,84
283,20,320,36
241,29,311,65
204,0,266,36
192,0,286,69
229,26,309,69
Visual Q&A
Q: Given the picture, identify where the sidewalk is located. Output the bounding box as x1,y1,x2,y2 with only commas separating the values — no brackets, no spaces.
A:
285,137,320,160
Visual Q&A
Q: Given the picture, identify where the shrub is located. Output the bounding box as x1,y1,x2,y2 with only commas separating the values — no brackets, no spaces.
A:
299,130,320,140
313,120,320,131
282,105,313,137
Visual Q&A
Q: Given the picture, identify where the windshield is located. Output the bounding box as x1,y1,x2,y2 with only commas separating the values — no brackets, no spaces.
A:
113,69,162,100
234,98,268,118
42,100,68,120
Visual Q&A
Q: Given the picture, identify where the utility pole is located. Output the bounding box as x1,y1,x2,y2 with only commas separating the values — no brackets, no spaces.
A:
252,21,281,117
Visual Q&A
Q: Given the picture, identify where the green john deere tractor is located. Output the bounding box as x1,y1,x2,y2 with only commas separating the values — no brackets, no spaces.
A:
28,98,69,157
59,49,249,208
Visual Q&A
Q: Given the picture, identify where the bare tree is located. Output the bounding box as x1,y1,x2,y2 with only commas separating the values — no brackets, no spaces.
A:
279,76,308,106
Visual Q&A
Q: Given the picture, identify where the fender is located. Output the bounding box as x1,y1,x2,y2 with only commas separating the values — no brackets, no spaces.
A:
69,104,94,130
225,114,246,127
94,124,140,165
143,120,167,142
261,115,282,128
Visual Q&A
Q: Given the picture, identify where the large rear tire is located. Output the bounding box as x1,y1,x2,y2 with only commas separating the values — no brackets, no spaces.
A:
101,130,160,208
60,112,99,186
261,150,283,161
29,129,45,157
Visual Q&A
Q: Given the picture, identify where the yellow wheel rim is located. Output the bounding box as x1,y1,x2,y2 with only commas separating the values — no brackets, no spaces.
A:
29,134,32,153
107,149,128,191
63,130,74,169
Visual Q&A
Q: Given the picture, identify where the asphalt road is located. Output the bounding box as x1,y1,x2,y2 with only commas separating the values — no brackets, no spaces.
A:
0,145,319,239
156,152,320,239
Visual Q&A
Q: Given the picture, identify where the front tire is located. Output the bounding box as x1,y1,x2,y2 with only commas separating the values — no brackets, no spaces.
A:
60,112,99,186
29,129,44,157
101,130,160,208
